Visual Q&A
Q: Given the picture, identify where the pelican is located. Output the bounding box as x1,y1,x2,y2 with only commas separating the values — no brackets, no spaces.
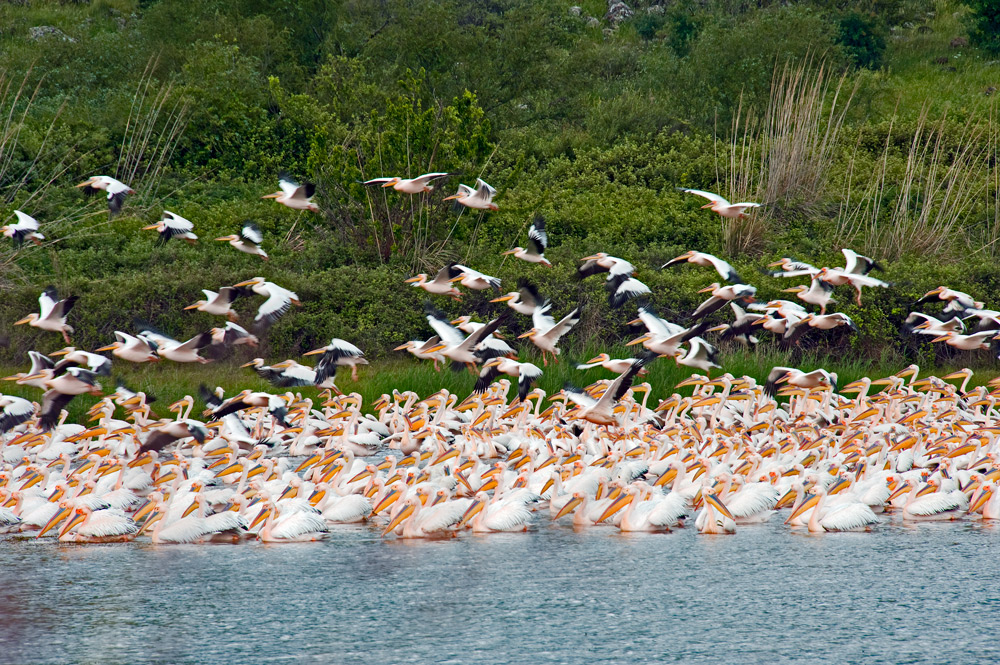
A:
450,264,501,292
607,274,651,309
764,367,837,397
382,495,468,538
474,357,543,402
232,277,301,325
139,330,212,363
2,211,44,247
787,486,878,532
930,330,997,351
48,347,112,376
576,353,650,375
678,188,760,219
364,172,453,194
695,493,736,534
15,286,78,343
137,420,210,455
303,338,368,382
675,337,720,374
184,287,243,321
517,305,581,366
3,350,56,389
578,253,635,280
29,367,103,430
783,274,835,314
563,354,653,426
459,491,533,532
424,304,505,372
394,336,446,370
39,504,137,542
216,221,267,260
210,322,259,347
262,175,319,212
95,331,160,363
0,395,35,434
405,265,463,300
143,211,197,245
443,178,498,211
691,283,757,321
662,250,742,283
502,216,551,266
915,286,982,313
76,175,134,216
250,501,328,542
491,281,546,316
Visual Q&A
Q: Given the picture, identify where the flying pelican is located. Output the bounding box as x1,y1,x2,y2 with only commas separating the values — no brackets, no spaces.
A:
576,353,650,375
139,330,213,363
578,253,635,280
782,275,835,314
49,347,112,376
137,420,210,455
232,277,301,325
364,172,453,194
184,287,243,321
691,283,757,321
15,287,78,343
262,175,319,212
95,331,160,363
450,264,501,292
405,265,463,300
678,188,761,219
394,336,446,370
915,287,982,313
28,367,103,430
764,367,837,397
210,322,259,347
930,330,997,351
491,281,546,316
303,338,368,382
443,178,498,211
662,250,742,283
473,357,543,402
216,221,267,260
517,305,581,366
674,337,721,374
2,211,44,247
0,395,35,434
563,354,653,426
840,248,883,275
424,304,506,372
607,274,651,309
143,211,197,246
76,175,134,216
502,216,551,266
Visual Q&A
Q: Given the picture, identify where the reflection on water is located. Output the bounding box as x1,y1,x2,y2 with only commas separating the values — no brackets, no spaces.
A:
2,519,1000,664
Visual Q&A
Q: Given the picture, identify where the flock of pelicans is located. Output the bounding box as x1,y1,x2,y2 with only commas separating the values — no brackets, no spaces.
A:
3,171,1000,544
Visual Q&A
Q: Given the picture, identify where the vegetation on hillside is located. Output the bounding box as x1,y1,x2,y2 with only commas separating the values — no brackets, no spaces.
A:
0,0,998,383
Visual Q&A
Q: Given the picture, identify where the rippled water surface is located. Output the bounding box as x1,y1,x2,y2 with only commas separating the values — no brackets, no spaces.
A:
2,519,999,664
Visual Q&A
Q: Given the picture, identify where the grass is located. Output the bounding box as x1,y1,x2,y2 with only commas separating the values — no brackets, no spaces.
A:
1,342,993,425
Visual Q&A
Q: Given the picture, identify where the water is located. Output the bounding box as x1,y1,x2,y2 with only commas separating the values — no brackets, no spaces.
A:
2,519,999,664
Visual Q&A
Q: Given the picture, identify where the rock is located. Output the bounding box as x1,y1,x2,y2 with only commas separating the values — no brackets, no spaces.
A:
950,36,968,48
605,1,633,27
647,5,665,15
569,6,582,17
984,86,996,96
585,16,601,28
28,26,76,43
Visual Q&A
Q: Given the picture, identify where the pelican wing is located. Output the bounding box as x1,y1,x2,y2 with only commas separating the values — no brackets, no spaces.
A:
240,221,263,245
39,390,77,431
820,502,878,530
176,332,212,353
528,216,547,254
678,188,729,205
542,307,581,344
271,511,327,539
473,364,502,394
563,384,598,410
421,501,469,532
414,172,453,185
79,509,138,537
475,178,496,200
424,304,465,346
363,177,396,186
256,289,294,324
517,363,543,402
516,280,544,311
28,350,55,374
691,295,727,321
0,396,35,434
39,287,59,319
482,501,532,531
532,302,556,331
608,275,650,309
704,253,742,283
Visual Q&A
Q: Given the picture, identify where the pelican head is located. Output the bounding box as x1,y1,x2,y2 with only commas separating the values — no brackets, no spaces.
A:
14,314,37,325
381,177,401,188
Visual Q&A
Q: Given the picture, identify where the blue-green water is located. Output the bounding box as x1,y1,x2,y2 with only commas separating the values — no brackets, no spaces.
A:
2,519,999,664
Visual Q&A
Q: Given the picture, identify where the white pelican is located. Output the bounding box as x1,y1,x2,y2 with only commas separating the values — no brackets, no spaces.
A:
576,353,650,375
782,274,836,314
250,500,328,542
459,491,533,532
95,331,160,363
691,283,757,321
450,264,501,292
678,188,760,219
39,504,137,542
139,330,212,363
892,479,965,521
394,336,446,370
915,286,982,313
216,221,267,260
563,354,652,426
3,350,56,389
76,175,134,216
262,175,319,212
764,367,837,397
502,216,551,266
382,495,468,538
578,253,635,280
491,281,546,316
184,287,243,321
695,493,736,534
0,395,35,434
474,357,543,402
930,330,997,351
662,250,742,283
787,486,878,532
596,486,688,531
424,304,505,371
517,305,580,365
674,337,720,374
405,265,463,300
233,277,301,325
364,172,453,194
210,322,259,347
137,420,210,455
303,338,368,382
143,211,197,245
443,178,498,211
840,248,883,275
49,347,112,376
2,211,44,247
607,274,651,309
15,287,78,343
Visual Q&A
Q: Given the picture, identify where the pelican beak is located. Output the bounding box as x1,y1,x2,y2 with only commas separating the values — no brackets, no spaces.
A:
240,361,259,368
554,495,584,520
517,330,535,339
458,499,484,526
697,285,716,293
182,500,201,518
261,192,281,199
887,483,911,502
372,489,401,515
14,316,32,325
705,493,736,522
776,489,798,509
37,505,72,538
302,348,325,356
382,502,416,536
596,493,632,523
625,334,649,346
404,276,422,283
501,249,518,255
970,486,994,513
233,279,258,287
381,180,396,188
60,510,88,537
653,467,679,487
490,294,514,302
249,507,272,530
141,224,160,230
348,468,373,483
442,194,460,201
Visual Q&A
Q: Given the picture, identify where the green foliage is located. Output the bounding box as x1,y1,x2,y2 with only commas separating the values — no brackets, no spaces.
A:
965,0,1000,55
837,12,887,69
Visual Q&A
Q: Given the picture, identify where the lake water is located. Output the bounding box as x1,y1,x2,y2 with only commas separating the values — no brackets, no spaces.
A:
2,517,999,664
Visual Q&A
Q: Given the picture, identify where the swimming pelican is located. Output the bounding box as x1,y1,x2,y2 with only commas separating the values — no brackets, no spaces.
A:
262,175,319,212
76,175,134,216
695,493,736,534
443,178,498,211
249,500,328,542
143,211,197,246
39,504,137,542
15,287,78,344
2,211,45,247
678,188,761,219
216,221,267,260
